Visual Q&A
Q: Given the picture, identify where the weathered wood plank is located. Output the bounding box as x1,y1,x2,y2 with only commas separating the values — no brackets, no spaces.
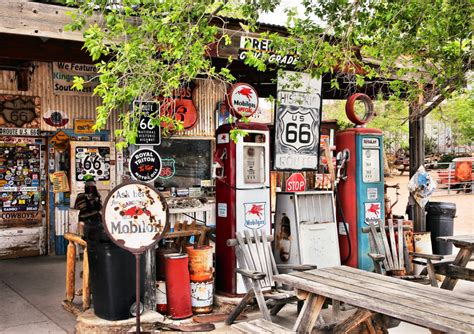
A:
388,219,399,270
298,268,474,323
334,266,474,306
333,308,373,334
441,247,473,290
292,293,325,333
397,219,405,270
252,229,269,287
82,246,90,310
273,270,474,333
260,229,275,288
437,235,474,248
436,265,474,282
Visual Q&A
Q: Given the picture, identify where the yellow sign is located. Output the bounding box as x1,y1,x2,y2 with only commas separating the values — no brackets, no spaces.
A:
49,171,70,193
50,130,70,152
74,119,96,134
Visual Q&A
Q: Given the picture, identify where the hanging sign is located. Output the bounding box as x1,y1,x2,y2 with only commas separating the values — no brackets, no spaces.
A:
75,146,111,181
103,182,168,252
274,71,322,171
52,62,99,96
0,128,40,136
286,173,306,192
49,171,70,193
227,83,259,118
238,36,299,66
158,158,176,179
0,95,40,128
134,101,161,145
129,148,162,183
43,110,69,127
160,83,198,130
74,119,96,134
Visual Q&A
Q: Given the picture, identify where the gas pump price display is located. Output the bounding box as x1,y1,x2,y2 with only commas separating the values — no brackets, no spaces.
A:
362,138,381,183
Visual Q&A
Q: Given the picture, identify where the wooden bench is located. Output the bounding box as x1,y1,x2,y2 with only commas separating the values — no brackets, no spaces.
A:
274,266,474,333
232,319,295,333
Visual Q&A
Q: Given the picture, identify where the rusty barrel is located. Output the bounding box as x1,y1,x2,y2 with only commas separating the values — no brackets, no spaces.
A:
155,280,167,314
164,253,193,319
185,245,213,281
190,279,214,314
156,244,178,280
186,245,214,314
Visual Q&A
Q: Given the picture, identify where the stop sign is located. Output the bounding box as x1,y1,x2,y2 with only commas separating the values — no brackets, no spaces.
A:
286,173,306,192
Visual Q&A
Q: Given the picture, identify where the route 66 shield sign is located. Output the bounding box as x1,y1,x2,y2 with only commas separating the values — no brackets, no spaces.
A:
279,107,317,151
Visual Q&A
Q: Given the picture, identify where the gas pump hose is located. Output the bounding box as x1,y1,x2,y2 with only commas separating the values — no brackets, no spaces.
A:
334,185,352,263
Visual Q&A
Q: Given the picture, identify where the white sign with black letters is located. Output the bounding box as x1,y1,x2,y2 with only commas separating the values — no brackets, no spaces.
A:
274,71,322,170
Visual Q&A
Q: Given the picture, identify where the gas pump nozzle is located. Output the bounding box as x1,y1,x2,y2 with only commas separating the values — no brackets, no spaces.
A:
335,149,350,187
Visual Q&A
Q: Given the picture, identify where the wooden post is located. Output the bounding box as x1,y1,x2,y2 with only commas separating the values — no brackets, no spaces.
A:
66,241,76,302
408,103,426,232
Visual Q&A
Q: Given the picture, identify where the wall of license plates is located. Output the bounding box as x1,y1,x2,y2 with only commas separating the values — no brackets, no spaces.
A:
0,141,41,213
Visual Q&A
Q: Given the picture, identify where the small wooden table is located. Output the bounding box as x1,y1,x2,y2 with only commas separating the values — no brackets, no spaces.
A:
437,235,474,290
273,266,474,333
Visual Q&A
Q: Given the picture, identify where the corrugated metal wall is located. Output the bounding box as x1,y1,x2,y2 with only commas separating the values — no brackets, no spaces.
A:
0,62,224,138
0,62,104,132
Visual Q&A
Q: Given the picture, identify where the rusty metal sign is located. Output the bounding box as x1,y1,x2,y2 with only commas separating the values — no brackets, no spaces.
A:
102,182,168,253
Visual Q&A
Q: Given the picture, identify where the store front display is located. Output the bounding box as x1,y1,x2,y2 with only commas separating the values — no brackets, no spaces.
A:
0,137,46,259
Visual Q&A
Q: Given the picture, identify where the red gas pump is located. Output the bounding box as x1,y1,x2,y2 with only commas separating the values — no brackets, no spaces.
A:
335,94,385,271
214,122,271,296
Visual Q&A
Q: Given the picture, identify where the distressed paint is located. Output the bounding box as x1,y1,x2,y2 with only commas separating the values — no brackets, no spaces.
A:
0,226,43,259
0,66,224,139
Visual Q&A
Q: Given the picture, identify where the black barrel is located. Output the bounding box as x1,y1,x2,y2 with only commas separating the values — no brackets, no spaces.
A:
88,240,145,320
426,202,456,255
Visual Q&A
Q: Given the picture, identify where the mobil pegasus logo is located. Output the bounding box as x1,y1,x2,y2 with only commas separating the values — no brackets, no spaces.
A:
236,87,254,100
244,202,266,229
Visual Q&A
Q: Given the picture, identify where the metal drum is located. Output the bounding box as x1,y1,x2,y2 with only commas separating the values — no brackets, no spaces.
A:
164,253,193,319
190,279,214,314
185,245,213,281
155,280,167,314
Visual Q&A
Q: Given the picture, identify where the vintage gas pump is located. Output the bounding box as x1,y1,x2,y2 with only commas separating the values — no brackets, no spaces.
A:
335,93,384,271
214,122,271,295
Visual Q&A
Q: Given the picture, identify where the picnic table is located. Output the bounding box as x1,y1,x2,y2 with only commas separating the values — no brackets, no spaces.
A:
273,266,474,333
437,235,474,290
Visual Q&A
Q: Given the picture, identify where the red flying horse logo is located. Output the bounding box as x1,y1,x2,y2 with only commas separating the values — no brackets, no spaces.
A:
122,206,151,218
367,203,380,216
237,87,253,101
246,204,264,219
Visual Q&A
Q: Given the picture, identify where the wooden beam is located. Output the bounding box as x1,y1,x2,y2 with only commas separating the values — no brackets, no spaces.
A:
408,102,426,232
0,0,103,42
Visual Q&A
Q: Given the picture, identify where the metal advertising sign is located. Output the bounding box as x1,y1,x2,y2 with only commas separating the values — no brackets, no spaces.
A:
134,101,161,146
286,173,306,192
75,146,111,181
103,182,168,334
274,71,322,171
103,182,168,252
227,83,259,118
129,148,162,183
238,36,299,66
160,84,198,130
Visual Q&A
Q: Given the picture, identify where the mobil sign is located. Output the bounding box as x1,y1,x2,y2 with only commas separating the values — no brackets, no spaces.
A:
286,173,306,192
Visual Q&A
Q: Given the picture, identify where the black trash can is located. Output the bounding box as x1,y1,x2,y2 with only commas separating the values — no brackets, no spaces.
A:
426,202,456,255
88,240,145,321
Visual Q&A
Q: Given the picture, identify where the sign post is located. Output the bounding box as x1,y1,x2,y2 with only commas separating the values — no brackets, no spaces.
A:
103,182,169,334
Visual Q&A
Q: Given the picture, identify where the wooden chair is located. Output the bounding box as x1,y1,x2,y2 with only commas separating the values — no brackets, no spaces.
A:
364,219,440,286
225,229,316,325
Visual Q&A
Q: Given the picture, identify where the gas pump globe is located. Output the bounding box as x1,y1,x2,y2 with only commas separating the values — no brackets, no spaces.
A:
335,93,385,271
214,122,271,295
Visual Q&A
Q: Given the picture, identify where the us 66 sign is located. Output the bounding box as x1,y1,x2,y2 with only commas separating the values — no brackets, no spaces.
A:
274,71,322,171
133,101,161,145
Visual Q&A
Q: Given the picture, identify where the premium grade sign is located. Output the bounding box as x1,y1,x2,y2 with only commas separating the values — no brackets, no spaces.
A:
103,182,168,252
130,148,162,183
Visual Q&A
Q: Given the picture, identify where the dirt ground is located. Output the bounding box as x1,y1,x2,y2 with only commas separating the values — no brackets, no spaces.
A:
385,174,473,235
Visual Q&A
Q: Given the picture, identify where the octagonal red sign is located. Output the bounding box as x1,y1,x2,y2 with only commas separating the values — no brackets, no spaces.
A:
286,173,306,192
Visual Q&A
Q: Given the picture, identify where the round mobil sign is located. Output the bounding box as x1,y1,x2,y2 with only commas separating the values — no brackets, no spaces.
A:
286,173,306,192
227,83,259,118
129,148,162,183
103,182,169,252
